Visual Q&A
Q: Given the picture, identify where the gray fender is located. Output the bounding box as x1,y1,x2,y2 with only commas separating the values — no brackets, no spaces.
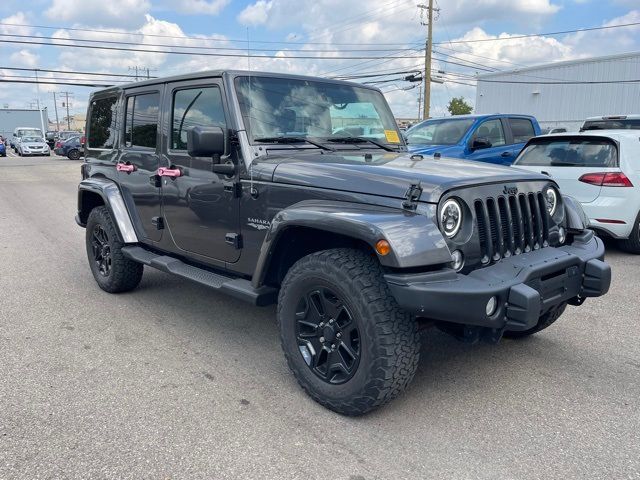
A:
76,177,138,244
252,200,451,288
563,195,589,232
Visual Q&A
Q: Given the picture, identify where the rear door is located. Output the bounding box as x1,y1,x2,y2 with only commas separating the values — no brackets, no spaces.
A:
507,117,537,158
116,87,163,242
467,118,513,165
513,136,620,202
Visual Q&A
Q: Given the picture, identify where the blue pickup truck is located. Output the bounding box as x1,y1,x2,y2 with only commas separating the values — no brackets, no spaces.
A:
405,114,541,165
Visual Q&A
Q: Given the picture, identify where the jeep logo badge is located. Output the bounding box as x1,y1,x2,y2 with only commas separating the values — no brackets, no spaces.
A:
503,185,518,195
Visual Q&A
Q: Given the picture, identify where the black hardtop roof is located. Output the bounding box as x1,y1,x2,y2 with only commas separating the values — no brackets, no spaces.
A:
89,69,380,98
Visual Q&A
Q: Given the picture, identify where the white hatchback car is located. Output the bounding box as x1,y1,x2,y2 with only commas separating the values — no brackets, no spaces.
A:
513,130,640,253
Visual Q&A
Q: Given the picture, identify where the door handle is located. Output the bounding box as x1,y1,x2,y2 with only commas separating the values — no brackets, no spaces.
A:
500,151,512,157
157,167,183,178
116,163,136,173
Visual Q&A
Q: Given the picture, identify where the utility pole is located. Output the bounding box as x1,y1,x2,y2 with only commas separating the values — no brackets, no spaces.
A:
418,1,436,120
129,66,156,81
59,92,73,130
52,92,60,131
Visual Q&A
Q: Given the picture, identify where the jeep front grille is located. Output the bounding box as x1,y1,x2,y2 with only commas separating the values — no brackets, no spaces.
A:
474,192,549,263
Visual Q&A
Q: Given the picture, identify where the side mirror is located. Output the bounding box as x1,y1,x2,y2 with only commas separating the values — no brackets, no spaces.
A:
471,137,492,150
187,126,225,158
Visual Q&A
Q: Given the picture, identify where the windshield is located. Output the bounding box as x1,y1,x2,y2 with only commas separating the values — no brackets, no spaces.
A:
23,137,43,143
515,137,618,167
18,129,43,137
582,119,640,131
234,76,402,147
405,118,474,145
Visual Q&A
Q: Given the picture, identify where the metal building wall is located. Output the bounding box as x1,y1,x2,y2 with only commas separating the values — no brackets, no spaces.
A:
0,109,49,139
475,52,640,131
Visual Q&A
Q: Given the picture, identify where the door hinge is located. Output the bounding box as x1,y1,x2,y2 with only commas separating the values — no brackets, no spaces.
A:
151,216,164,230
223,181,242,198
225,233,243,249
402,182,422,211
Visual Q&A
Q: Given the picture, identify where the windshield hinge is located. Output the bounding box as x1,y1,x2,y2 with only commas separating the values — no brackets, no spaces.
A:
402,182,423,210
229,131,240,146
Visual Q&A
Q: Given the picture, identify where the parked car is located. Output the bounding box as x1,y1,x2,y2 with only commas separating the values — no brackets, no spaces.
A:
0,140,5,157
580,115,640,131
45,131,57,149
513,130,640,253
13,127,44,152
76,70,610,415
56,130,81,142
541,127,567,134
405,114,541,165
58,136,83,160
16,135,50,156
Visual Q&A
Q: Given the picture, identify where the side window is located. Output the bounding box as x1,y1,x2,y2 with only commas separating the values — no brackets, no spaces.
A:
171,86,226,151
88,96,118,149
475,119,505,147
124,92,160,149
510,118,535,143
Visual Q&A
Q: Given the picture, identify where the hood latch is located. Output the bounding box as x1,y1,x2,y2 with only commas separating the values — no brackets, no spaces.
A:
402,182,422,210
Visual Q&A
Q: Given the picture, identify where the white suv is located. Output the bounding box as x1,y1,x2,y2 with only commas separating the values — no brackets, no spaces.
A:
513,130,640,253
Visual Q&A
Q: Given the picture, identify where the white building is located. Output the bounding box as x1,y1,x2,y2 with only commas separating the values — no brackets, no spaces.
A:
0,108,49,139
475,51,640,132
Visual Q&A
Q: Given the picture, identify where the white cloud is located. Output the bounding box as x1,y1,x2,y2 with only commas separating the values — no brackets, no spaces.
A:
45,0,151,28
177,0,230,15
10,49,39,68
238,0,273,26
0,12,32,36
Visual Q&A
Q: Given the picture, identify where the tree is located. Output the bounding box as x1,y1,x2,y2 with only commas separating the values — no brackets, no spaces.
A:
447,97,473,116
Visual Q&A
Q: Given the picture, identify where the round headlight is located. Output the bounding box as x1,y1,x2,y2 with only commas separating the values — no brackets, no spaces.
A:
545,187,558,216
440,199,463,238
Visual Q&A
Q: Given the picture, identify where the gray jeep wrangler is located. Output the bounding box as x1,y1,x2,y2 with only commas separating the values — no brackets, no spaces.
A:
76,71,611,415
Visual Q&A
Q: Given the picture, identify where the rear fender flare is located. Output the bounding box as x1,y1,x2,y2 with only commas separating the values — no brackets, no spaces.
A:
77,177,138,244
252,200,451,288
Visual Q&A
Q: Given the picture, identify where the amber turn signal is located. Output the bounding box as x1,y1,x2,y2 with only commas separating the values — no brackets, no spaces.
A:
375,240,391,256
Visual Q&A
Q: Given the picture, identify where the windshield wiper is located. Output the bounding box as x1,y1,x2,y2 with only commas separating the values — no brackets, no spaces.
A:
253,136,335,151
326,136,397,152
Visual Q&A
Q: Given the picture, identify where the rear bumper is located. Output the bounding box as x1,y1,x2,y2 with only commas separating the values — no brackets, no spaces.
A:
582,196,638,239
385,230,610,331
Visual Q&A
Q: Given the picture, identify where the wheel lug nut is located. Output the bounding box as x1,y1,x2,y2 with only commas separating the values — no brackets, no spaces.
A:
329,319,334,324
319,322,324,328
319,336,325,343
336,332,342,338
331,344,336,350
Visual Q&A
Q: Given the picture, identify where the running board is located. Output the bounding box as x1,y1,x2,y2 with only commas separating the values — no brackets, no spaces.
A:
121,245,277,306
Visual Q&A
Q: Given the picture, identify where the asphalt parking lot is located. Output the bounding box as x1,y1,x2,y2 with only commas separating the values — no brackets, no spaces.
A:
1,155,639,479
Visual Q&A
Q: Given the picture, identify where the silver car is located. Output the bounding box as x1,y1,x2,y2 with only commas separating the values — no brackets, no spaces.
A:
17,136,51,157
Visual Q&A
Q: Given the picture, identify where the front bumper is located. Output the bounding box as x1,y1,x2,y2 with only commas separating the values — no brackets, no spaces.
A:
385,230,611,331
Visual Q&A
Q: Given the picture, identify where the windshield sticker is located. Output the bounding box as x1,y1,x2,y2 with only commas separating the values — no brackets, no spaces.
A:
384,130,400,143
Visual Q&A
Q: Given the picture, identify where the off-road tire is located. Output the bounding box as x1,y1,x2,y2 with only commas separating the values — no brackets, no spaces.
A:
277,248,420,416
68,149,80,160
503,302,567,339
618,212,640,254
85,206,143,293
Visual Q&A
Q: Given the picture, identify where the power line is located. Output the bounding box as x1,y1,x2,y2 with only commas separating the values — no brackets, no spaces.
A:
476,78,640,84
0,66,147,78
0,32,423,53
0,79,114,87
433,21,640,45
0,38,429,59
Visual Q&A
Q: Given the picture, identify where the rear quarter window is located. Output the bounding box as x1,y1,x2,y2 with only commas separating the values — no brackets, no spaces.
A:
509,118,536,143
515,137,619,167
87,96,118,149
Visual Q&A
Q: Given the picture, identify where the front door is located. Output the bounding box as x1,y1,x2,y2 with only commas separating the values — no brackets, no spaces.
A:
117,88,163,242
467,118,513,165
160,79,241,263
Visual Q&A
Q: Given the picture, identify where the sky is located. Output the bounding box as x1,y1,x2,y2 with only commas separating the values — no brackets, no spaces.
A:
0,0,638,125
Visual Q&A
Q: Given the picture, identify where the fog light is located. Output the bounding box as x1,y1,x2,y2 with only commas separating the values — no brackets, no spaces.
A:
486,296,498,317
451,250,464,271
558,227,566,244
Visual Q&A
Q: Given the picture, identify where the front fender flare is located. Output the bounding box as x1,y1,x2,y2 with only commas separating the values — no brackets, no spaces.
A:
252,200,451,288
563,195,589,232
77,177,138,244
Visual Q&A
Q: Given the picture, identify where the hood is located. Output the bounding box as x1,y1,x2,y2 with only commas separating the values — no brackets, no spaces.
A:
258,150,549,203
22,142,47,147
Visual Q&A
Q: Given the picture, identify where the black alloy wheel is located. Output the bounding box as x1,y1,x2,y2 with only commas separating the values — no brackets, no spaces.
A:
68,149,80,160
295,287,361,384
91,224,112,277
